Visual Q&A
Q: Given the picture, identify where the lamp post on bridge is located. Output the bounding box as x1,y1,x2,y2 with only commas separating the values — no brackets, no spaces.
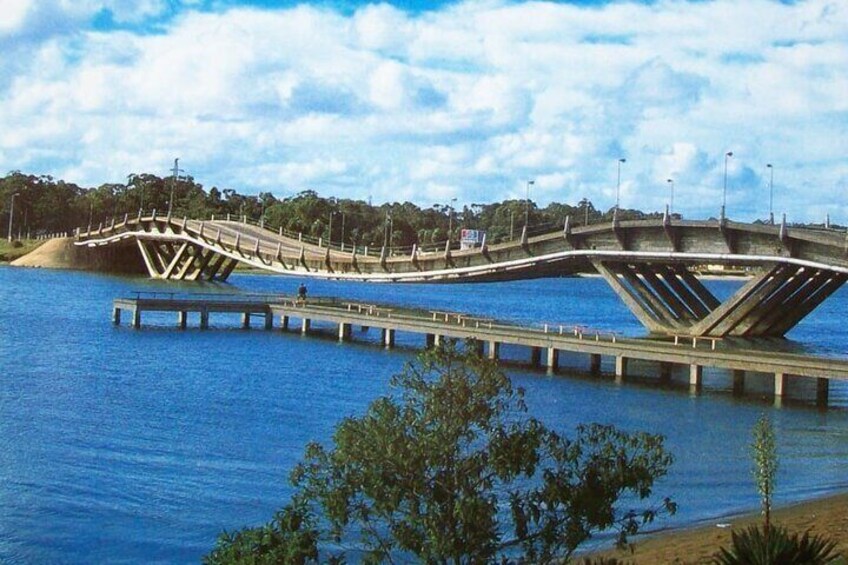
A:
766,163,774,224
616,158,626,213
721,151,733,220
7,193,18,242
167,158,184,219
666,178,674,215
448,197,457,241
524,180,534,229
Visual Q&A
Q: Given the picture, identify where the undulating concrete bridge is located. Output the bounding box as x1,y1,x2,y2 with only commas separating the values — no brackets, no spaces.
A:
76,211,848,339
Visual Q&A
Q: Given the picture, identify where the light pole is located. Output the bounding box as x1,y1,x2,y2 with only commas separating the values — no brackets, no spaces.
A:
7,193,18,242
616,158,626,212
340,212,346,251
167,157,183,218
448,197,457,241
666,178,674,214
766,163,774,224
524,179,535,228
328,210,333,246
721,151,733,220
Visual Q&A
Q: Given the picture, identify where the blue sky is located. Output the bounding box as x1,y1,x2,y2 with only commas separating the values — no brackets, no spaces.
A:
1,0,846,222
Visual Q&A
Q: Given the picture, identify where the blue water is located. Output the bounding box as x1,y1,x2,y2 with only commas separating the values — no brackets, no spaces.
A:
1,266,847,563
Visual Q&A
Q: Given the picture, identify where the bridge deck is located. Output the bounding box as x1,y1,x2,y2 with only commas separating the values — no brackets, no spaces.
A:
112,294,848,406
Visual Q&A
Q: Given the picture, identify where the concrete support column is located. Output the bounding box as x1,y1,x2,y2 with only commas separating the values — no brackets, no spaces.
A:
113,307,121,326
280,315,289,331
199,308,209,330
382,328,395,348
425,333,435,348
178,311,187,330
264,312,273,330
530,347,542,368
589,354,601,374
774,373,788,397
689,364,703,389
433,334,443,347
732,370,746,396
241,313,251,329
816,378,829,407
488,341,500,360
301,318,311,334
615,356,628,380
132,307,141,329
338,322,351,342
472,339,485,357
547,348,559,374
659,362,672,383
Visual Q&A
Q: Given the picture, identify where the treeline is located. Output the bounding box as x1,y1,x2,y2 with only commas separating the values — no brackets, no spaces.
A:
0,170,661,247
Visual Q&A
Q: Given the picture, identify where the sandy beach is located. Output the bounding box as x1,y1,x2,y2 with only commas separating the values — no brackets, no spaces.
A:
591,492,848,563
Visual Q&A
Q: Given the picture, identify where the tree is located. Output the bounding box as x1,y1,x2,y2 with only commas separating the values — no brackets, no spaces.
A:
752,413,778,538
206,343,675,563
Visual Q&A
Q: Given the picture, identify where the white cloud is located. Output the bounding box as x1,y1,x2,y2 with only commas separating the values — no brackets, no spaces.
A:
0,0,846,223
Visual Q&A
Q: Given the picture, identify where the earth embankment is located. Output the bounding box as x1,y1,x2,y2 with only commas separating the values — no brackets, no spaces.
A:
11,237,146,274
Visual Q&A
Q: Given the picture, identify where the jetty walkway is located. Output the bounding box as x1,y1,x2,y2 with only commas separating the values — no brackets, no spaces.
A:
112,293,848,407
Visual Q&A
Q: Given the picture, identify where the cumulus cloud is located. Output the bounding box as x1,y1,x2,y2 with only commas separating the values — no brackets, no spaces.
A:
0,0,846,222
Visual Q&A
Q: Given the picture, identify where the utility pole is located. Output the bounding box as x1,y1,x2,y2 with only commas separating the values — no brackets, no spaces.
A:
7,193,18,242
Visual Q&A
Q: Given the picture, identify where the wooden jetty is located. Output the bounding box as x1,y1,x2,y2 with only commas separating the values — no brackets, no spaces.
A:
112,293,848,407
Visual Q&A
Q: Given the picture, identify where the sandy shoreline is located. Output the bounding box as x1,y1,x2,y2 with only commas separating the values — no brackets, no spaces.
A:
590,491,848,563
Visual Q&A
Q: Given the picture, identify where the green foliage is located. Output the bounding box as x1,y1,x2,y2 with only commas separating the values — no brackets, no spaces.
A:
204,499,320,565
207,343,675,563
752,414,778,535
2,169,665,249
713,524,839,565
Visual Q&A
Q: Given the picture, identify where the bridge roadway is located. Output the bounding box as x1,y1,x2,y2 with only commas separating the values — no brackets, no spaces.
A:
112,293,847,407
82,211,848,339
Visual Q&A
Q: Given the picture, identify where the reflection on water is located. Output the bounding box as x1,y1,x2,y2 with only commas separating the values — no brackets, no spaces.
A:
1,267,847,563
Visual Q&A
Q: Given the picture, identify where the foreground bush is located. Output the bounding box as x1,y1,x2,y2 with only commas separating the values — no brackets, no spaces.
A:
206,343,676,563
713,523,839,565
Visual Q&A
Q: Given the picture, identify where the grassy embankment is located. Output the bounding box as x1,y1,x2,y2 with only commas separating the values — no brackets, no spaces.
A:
0,239,45,263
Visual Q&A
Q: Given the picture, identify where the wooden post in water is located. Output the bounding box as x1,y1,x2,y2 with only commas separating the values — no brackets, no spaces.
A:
774,372,788,397
689,364,703,390
113,307,121,326
301,318,311,334
178,311,187,330
241,313,251,329
132,307,141,329
487,341,500,360
338,322,351,342
382,328,395,348
659,362,672,383
732,370,746,396
589,354,601,375
199,308,209,330
817,378,829,407
264,312,273,330
530,346,542,368
615,355,628,381
280,315,289,331
547,348,559,374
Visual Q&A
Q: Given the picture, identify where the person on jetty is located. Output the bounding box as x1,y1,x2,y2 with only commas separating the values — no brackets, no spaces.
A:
297,283,307,302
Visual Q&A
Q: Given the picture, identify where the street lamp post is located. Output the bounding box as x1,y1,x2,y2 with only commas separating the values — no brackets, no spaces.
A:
616,158,626,212
666,178,674,214
167,157,183,219
721,151,733,220
524,179,535,228
7,193,18,242
448,197,457,241
328,210,334,246
340,212,346,251
766,163,774,224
